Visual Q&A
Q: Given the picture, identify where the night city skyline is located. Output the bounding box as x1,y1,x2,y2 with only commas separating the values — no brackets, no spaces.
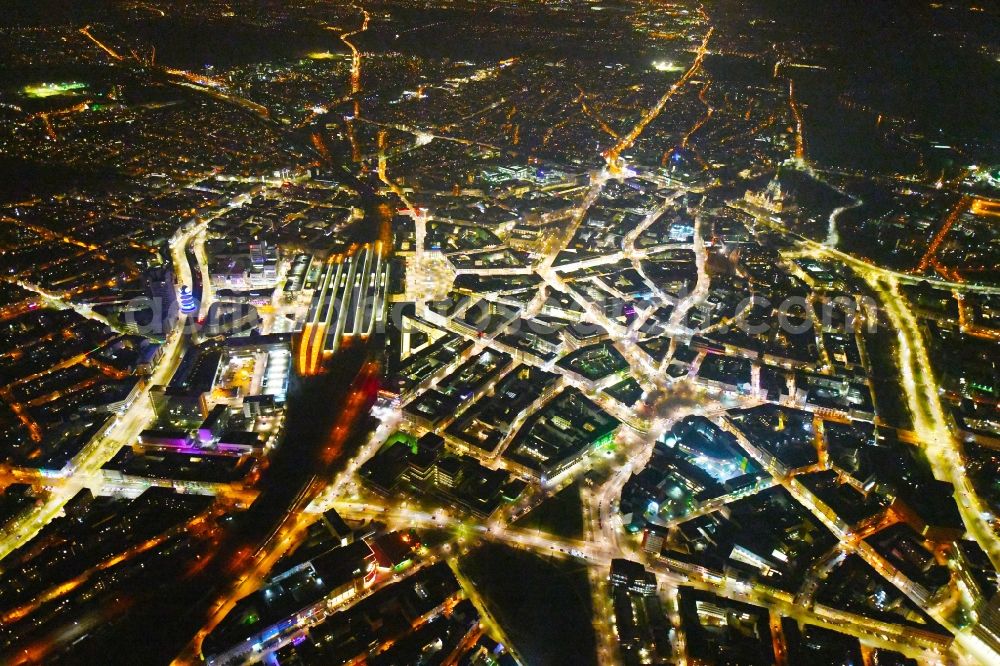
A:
0,1,998,665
